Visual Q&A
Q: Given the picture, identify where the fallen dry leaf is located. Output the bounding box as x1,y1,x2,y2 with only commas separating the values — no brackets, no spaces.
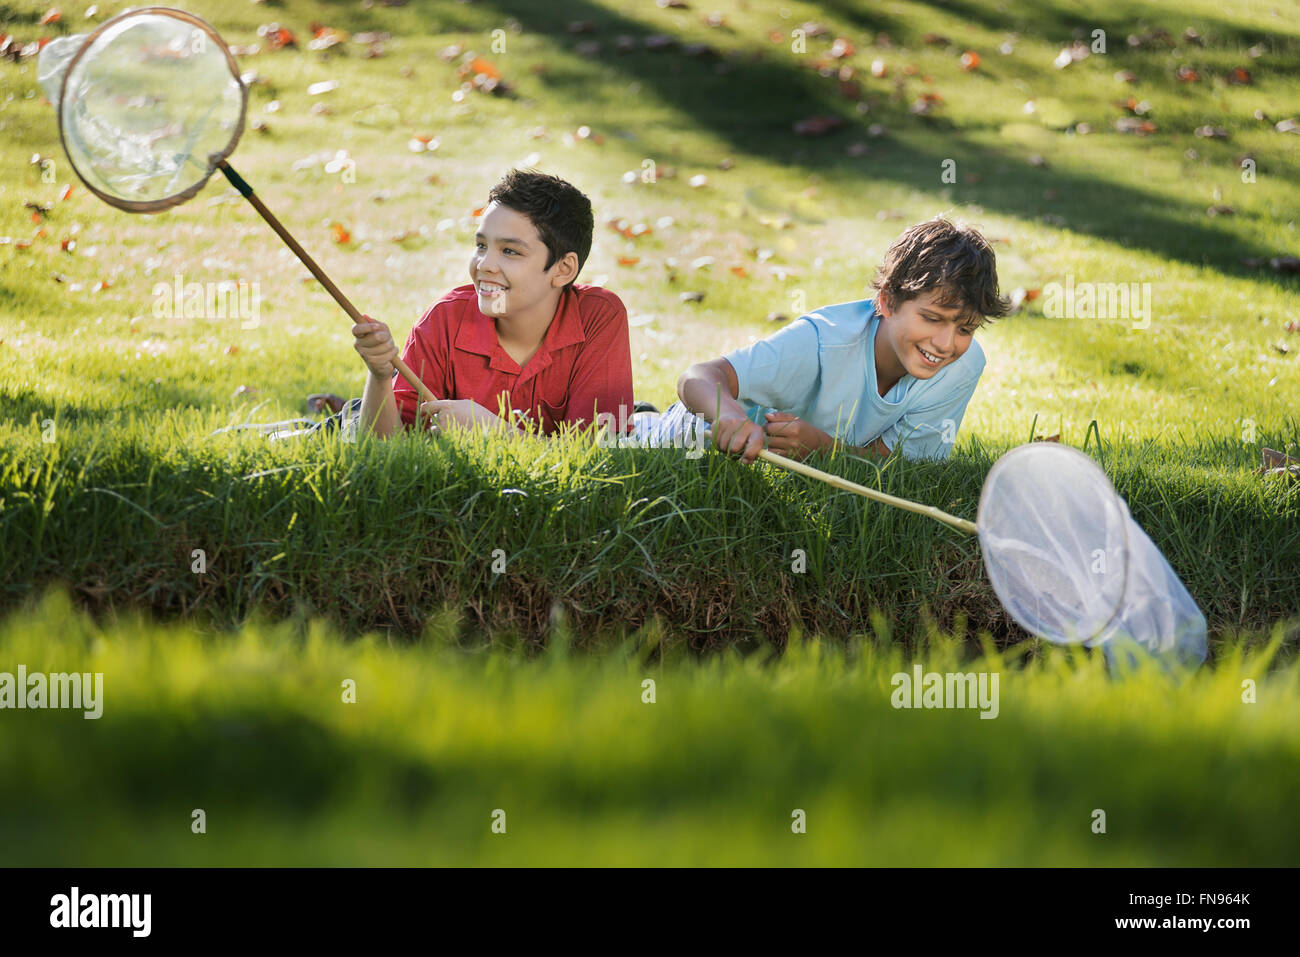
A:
793,114,844,136
1126,29,1174,50
257,23,296,50
330,222,352,244
960,51,981,71
1115,117,1157,135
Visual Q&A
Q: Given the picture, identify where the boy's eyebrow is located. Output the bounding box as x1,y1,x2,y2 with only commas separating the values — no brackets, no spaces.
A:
474,232,532,247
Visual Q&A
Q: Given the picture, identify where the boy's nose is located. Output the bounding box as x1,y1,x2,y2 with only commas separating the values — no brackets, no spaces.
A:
932,325,955,351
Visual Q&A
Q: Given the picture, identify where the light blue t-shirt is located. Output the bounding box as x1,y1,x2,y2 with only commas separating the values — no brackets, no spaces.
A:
722,298,985,460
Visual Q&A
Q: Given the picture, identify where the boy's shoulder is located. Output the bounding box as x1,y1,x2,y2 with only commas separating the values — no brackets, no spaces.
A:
800,298,878,345
570,283,627,322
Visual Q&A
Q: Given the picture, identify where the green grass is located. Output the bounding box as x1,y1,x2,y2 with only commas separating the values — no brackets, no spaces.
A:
1,0,1299,865
1,420,1297,650
1,589,1296,866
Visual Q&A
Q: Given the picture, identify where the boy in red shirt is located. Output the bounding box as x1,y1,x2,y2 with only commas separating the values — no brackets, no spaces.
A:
352,169,633,437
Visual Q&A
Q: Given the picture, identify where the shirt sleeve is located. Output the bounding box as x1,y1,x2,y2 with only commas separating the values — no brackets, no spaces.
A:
391,312,447,430
562,292,634,430
878,369,981,460
722,316,822,413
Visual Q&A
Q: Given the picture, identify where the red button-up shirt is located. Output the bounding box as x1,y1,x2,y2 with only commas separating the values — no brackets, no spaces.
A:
392,283,634,434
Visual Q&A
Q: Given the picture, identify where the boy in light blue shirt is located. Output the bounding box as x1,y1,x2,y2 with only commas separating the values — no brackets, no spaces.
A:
636,218,1009,461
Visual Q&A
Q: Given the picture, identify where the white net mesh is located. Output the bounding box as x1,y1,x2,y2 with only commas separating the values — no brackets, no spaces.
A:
40,11,244,208
978,443,1207,667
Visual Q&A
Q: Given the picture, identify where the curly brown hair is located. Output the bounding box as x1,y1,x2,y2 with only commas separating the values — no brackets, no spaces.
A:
870,218,1010,325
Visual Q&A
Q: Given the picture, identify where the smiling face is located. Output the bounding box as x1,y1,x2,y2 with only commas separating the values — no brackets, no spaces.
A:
469,203,576,320
876,287,980,386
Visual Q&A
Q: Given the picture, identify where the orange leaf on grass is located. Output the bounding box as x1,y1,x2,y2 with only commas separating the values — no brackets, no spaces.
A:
730,265,749,278
960,51,981,71
469,57,502,81
39,8,61,26
829,37,854,58
618,256,640,266
58,184,72,201
330,222,351,244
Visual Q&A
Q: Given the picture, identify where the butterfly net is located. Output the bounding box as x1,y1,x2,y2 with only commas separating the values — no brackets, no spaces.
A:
38,8,245,211
977,443,1207,668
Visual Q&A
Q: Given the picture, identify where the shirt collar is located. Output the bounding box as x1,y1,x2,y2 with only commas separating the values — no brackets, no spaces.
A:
454,284,587,371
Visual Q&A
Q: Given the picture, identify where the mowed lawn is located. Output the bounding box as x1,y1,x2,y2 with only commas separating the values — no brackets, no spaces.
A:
0,0,1298,864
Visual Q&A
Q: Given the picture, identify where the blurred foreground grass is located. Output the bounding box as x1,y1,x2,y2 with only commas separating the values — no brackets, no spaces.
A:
0,589,1296,866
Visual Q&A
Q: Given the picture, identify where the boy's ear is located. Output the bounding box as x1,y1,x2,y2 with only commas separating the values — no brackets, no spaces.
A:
876,290,892,318
549,251,580,288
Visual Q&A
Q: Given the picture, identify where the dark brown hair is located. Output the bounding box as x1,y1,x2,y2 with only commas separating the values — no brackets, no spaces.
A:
870,218,1010,324
487,169,594,286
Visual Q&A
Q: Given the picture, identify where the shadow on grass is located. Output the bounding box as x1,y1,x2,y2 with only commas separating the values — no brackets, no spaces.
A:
459,0,1297,277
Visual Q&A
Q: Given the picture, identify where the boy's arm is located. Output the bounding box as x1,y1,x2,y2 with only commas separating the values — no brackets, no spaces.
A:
360,369,402,438
677,358,766,462
353,316,402,438
358,311,448,438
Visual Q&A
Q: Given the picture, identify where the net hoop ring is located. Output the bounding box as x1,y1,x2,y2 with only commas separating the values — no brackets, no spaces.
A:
57,6,248,214
976,443,1132,646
